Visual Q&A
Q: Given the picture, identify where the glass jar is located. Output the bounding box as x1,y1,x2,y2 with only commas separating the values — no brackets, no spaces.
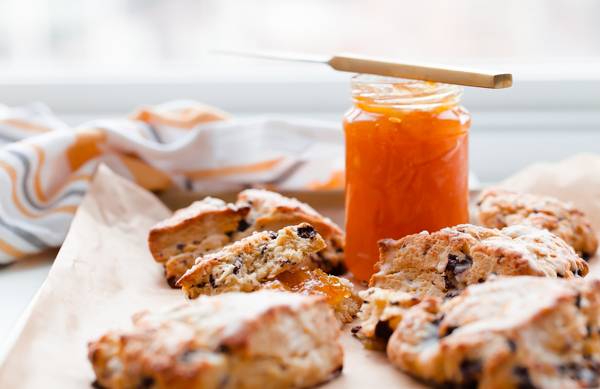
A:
343,75,471,281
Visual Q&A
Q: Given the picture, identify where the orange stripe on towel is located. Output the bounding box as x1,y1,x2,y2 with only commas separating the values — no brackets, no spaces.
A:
0,237,28,258
131,105,232,130
182,158,284,180
67,128,107,172
0,160,77,218
2,119,52,133
119,155,171,191
25,143,92,203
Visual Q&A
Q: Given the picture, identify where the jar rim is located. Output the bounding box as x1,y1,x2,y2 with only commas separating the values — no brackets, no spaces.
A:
350,74,463,110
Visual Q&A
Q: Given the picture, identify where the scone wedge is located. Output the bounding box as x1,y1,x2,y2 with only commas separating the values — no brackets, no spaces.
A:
236,189,346,274
176,223,326,296
387,276,600,389
149,189,346,288
89,291,344,389
259,267,362,325
148,197,250,287
177,223,361,324
477,188,598,258
370,224,588,300
353,287,421,351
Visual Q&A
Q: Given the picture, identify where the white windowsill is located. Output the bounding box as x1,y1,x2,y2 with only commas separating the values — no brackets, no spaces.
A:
0,63,598,183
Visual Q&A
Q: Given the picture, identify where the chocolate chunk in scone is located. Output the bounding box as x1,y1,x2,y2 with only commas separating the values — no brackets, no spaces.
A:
177,223,361,325
370,224,588,300
477,188,598,259
89,291,344,389
387,276,600,389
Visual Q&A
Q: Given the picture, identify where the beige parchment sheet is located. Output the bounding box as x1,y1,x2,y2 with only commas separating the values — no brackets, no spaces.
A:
3,153,600,388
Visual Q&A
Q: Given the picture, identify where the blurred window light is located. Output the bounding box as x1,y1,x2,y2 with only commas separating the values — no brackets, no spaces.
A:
0,0,598,74
0,0,598,183
0,0,598,125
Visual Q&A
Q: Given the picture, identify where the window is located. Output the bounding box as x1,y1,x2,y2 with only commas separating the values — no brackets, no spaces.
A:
0,0,599,182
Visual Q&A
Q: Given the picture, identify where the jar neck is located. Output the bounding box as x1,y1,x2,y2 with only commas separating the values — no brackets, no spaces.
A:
350,74,463,112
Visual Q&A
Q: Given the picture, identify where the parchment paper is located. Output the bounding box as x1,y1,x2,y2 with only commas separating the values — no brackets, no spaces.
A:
3,153,600,388
0,164,427,388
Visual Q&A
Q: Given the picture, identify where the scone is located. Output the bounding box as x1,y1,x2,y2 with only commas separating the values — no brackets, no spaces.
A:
176,223,326,297
177,223,360,324
353,287,421,351
236,189,346,274
387,276,600,389
148,197,250,287
477,188,598,258
259,267,363,325
370,224,588,300
149,190,346,288
88,291,344,389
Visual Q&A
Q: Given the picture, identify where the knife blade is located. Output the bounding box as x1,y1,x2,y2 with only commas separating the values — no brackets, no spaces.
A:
213,49,512,89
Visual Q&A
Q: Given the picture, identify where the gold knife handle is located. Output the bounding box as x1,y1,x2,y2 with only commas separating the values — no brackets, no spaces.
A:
328,53,512,89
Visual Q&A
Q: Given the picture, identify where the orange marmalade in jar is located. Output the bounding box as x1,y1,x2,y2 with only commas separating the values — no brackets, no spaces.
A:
343,75,470,281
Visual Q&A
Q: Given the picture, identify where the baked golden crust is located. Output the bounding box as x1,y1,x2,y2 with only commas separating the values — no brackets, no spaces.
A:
177,223,360,325
149,190,347,288
236,189,346,274
148,197,250,287
387,276,600,389
176,223,326,296
477,188,598,258
370,224,588,300
89,291,344,389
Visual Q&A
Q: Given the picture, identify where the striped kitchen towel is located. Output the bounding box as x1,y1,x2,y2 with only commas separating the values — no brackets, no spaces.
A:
0,100,344,264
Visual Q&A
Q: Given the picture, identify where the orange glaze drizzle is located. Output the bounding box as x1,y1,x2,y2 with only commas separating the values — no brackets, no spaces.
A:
259,267,350,305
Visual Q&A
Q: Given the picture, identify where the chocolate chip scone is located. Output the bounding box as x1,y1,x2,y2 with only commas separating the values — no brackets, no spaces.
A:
177,223,360,324
148,197,250,287
477,188,598,258
177,223,325,296
387,276,600,389
149,190,346,288
236,189,346,274
370,224,588,300
89,291,344,389
259,267,363,325
353,287,421,351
